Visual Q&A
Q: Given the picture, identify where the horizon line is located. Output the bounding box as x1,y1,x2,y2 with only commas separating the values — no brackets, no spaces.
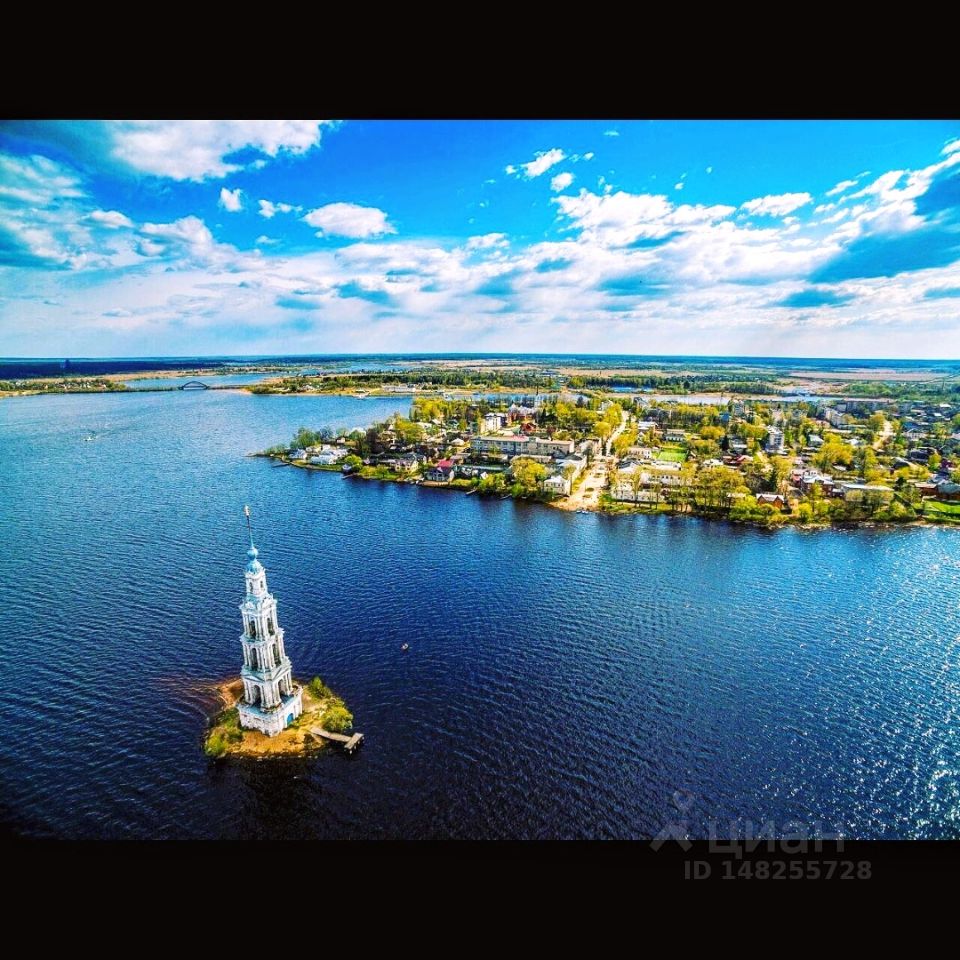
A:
3,351,959,364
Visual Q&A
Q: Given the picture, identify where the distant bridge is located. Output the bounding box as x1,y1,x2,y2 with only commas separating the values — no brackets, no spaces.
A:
179,380,210,390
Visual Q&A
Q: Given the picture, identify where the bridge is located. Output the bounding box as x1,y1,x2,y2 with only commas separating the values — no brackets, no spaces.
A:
179,380,210,390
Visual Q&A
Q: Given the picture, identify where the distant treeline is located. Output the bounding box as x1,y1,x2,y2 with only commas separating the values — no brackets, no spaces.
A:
252,369,559,392
0,359,239,379
0,377,127,393
574,374,782,394
841,380,960,400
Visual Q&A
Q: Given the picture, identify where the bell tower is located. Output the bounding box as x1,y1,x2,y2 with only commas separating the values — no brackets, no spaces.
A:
236,506,303,736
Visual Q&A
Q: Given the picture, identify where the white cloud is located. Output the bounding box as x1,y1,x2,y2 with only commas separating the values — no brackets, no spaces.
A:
942,140,960,155
107,120,337,181
466,233,509,251
506,148,566,179
826,178,859,197
550,172,575,192
6,136,960,360
741,192,813,217
603,130,620,137
554,187,735,249
138,216,222,263
705,166,713,174
0,154,131,269
674,182,684,191
302,202,395,238
258,199,297,219
848,170,905,201
219,188,243,213
89,209,134,229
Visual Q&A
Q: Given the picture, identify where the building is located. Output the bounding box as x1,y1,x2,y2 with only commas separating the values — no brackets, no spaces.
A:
308,444,349,465
470,435,575,458
728,438,748,455
508,403,537,421
823,408,845,428
765,426,785,454
544,474,571,495
756,492,787,509
237,510,303,736
481,412,505,434
664,429,686,443
425,458,456,482
935,481,960,501
555,453,587,477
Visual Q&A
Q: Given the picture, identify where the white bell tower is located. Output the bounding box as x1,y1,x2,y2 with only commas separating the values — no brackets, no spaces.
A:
237,506,303,736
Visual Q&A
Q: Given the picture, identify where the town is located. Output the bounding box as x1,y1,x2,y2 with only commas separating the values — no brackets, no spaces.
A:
262,383,960,527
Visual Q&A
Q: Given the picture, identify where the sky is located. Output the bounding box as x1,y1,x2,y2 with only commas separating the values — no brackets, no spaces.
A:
1,119,959,359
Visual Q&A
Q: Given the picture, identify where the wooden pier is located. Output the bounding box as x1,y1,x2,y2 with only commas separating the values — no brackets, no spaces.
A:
310,727,365,754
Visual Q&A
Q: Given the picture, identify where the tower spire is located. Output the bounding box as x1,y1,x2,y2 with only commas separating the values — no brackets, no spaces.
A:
243,504,255,550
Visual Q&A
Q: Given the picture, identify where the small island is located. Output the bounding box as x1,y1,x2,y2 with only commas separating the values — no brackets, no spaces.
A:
205,676,355,759
204,510,362,760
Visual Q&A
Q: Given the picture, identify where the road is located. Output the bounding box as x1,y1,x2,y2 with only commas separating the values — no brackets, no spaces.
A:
555,411,630,512
873,418,894,450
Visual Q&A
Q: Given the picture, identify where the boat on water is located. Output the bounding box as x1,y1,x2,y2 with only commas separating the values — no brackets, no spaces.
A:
83,433,96,442
400,643,410,652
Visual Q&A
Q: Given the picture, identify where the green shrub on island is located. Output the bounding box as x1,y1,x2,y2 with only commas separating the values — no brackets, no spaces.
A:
319,704,354,733
204,733,228,758
308,676,334,699
204,707,243,756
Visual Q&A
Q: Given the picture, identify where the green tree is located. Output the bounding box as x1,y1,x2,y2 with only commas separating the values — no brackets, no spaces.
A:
771,456,793,494
867,412,886,434
511,457,548,493
928,451,942,471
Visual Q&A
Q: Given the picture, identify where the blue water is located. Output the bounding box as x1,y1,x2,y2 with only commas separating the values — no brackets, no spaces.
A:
2,390,959,839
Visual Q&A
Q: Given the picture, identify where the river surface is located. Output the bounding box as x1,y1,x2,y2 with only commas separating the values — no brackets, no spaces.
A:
2,390,958,839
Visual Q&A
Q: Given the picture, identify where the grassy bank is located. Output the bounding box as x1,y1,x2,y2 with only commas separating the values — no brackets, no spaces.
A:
204,676,354,759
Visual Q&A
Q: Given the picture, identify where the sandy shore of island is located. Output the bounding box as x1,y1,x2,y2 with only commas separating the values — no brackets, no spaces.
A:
206,679,341,758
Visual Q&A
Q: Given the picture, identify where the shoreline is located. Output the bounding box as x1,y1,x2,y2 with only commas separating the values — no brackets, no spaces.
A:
265,454,958,531
204,677,355,759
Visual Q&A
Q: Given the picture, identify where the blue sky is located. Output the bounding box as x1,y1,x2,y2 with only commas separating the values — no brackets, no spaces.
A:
1,119,958,358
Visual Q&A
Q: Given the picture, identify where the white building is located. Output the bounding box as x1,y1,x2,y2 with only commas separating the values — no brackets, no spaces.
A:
309,444,349,465
765,426,785,454
481,412,505,434
237,516,303,736
823,408,845,427
544,474,571,495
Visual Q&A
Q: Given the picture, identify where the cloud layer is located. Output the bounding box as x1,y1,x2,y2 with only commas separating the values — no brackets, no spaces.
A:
1,124,959,358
